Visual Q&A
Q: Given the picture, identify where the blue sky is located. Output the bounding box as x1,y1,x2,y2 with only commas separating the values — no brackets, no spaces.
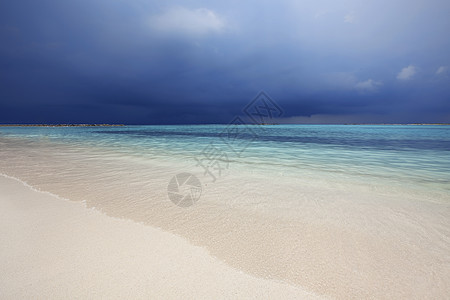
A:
0,0,449,124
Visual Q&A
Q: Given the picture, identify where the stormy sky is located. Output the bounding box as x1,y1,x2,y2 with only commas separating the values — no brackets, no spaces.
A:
1,0,449,124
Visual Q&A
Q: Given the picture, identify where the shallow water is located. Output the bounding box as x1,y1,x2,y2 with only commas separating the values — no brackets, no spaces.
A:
1,125,449,298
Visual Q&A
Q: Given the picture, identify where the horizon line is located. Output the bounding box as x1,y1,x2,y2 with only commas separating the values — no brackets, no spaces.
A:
1,123,450,127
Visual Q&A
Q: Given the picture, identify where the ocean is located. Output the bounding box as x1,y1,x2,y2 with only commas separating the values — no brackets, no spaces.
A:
1,124,449,298
1,124,449,198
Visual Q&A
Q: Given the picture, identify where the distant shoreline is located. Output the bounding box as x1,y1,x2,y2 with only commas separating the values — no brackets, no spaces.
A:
0,123,449,127
343,123,450,126
0,124,125,127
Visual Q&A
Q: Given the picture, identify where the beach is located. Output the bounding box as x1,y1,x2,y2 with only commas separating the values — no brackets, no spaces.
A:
0,174,322,299
2,0,450,296
0,125,449,299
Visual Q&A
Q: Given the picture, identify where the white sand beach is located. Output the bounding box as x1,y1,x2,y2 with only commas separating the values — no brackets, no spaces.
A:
0,175,323,299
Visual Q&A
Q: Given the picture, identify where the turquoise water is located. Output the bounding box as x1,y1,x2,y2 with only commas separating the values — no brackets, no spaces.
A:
1,125,449,196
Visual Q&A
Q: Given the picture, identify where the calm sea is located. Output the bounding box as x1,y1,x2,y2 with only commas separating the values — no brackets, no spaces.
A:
1,125,449,197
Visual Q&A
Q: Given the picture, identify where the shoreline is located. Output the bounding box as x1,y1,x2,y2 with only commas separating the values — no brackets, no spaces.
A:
0,123,449,127
0,174,321,299
1,129,449,299
0,124,124,127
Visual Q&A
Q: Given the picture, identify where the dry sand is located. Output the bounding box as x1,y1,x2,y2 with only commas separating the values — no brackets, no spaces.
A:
0,175,323,299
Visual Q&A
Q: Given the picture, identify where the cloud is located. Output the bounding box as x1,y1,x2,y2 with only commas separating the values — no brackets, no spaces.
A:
436,66,448,75
397,65,417,80
149,7,225,36
323,73,382,93
355,79,382,92
2,0,450,125
344,11,356,23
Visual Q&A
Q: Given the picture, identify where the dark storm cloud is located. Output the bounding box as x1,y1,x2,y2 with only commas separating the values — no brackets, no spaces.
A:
1,0,449,124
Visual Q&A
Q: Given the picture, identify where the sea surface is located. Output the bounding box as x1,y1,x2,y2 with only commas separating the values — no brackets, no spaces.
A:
0,125,449,197
1,124,449,298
